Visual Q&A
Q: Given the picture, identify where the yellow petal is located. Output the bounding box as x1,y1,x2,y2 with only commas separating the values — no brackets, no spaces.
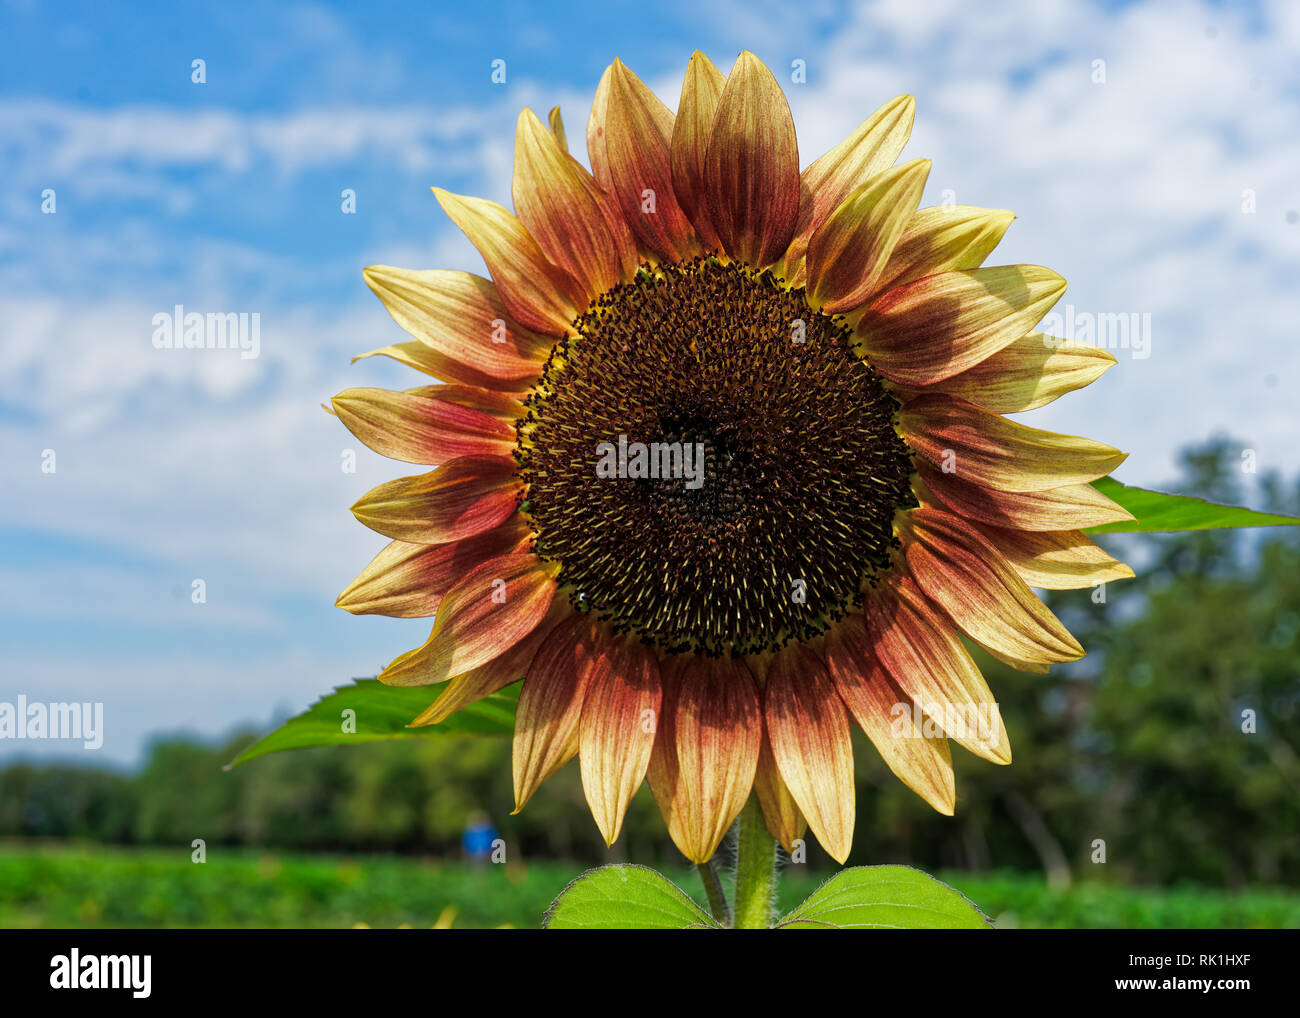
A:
753,732,806,853
808,158,930,313
670,50,726,250
645,659,691,853
930,331,1117,413
825,614,956,815
379,553,557,687
874,205,1014,294
331,386,515,465
748,653,806,852
703,50,800,267
336,522,530,618
673,655,762,862
764,643,856,864
350,455,520,544
513,109,636,299
900,392,1128,492
512,615,593,811
857,265,1067,386
362,266,549,385
599,59,696,262
579,634,662,845
975,524,1135,590
406,601,567,723
918,459,1135,532
432,188,583,335
866,570,1012,766
904,507,1085,668
796,94,915,244
351,342,517,391
547,105,567,152
404,383,526,423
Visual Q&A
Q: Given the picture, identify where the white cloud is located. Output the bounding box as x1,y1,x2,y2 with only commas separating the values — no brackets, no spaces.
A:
0,100,484,179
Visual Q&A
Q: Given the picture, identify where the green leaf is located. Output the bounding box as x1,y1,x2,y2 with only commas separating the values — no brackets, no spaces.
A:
775,865,991,929
226,679,518,768
543,864,721,929
1086,477,1300,534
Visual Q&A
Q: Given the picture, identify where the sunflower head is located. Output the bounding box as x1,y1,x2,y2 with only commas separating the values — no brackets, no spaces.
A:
333,51,1134,865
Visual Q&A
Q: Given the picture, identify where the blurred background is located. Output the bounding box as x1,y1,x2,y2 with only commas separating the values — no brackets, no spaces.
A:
2,0,1298,927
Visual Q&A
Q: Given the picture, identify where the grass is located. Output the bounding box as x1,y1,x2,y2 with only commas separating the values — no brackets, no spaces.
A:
1,841,1296,929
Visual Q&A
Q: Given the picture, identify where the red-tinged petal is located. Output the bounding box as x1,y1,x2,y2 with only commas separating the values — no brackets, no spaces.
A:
350,455,520,544
807,159,930,313
362,266,551,384
928,332,1117,414
406,602,568,723
874,206,1015,294
783,94,915,272
579,634,662,844
547,105,567,152
404,384,526,423
702,51,800,268
764,643,855,864
825,614,957,815
900,392,1128,493
512,615,595,811
586,65,614,189
599,60,697,262
673,655,763,862
857,265,1067,386
798,95,915,242
754,732,806,854
378,553,558,686
645,659,691,854
335,521,531,618
513,109,636,299
670,50,726,250
917,459,1135,532
904,507,1084,668
331,387,515,465
975,523,1135,590
432,189,584,335
352,340,533,391
748,653,806,853
865,570,1012,765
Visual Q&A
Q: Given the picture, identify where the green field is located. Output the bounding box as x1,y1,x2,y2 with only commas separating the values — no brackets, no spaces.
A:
1,842,1296,929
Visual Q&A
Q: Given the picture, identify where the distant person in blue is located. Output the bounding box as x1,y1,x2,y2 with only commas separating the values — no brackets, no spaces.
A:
462,810,499,864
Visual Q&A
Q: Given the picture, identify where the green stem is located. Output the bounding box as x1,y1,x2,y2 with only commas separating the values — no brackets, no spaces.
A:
732,797,778,929
696,859,732,928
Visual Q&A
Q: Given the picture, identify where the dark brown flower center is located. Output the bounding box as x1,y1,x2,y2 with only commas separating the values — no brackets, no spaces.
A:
516,257,914,656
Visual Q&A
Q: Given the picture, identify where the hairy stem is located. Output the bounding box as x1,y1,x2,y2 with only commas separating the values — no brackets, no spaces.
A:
696,859,732,928
732,797,777,929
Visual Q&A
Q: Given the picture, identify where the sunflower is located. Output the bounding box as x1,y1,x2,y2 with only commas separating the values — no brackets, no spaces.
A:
332,50,1134,865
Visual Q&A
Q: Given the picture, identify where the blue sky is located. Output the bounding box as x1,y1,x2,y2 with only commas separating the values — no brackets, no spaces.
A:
2,0,1298,765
